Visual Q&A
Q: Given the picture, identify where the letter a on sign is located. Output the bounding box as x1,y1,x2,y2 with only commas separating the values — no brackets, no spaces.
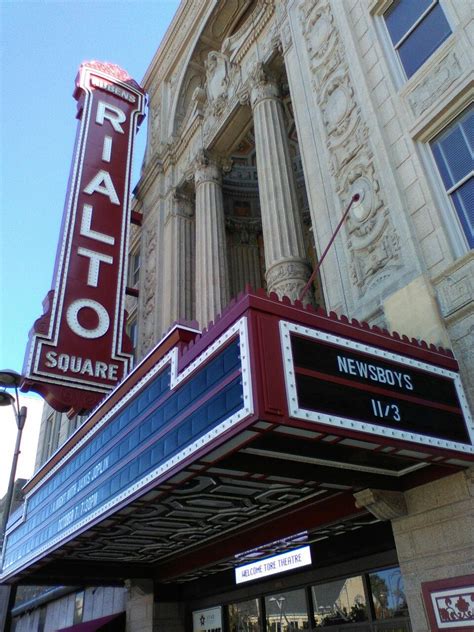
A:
22,61,146,415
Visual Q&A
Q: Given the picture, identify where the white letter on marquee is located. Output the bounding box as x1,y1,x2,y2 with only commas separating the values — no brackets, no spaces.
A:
102,136,113,162
67,299,110,339
80,205,115,245
83,170,120,205
96,101,126,133
78,247,113,287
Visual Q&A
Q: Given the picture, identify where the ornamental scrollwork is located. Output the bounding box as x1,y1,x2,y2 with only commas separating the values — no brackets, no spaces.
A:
299,0,403,298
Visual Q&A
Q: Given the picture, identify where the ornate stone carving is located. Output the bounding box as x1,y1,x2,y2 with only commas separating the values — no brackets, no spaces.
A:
407,50,462,118
350,222,401,293
266,258,312,301
194,151,222,186
433,252,473,318
341,160,384,240
300,2,334,62
205,51,235,115
149,101,161,153
249,64,279,109
200,60,244,146
279,19,292,54
191,86,207,118
140,227,157,355
328,114,370,176
165,188,194,225
354,488,407,520
223,0,275,64
226,216,262,246
320,75,357,138
300,0,402,298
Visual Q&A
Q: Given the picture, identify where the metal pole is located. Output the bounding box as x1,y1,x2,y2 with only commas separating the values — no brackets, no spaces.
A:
299,193,360,303
0,391,27,632
0,410,26,544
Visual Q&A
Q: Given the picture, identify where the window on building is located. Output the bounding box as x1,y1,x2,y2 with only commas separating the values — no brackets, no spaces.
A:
68,413,86,436
312,576,368,627
128,251,140,287
126,317,138,354
265,589,309,631
368,568,408,620
42,412,61,463
430,108,473,249
384,0,451,78
228,598,260,632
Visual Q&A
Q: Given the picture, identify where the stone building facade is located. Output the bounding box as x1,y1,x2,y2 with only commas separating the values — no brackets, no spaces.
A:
12,1,473,631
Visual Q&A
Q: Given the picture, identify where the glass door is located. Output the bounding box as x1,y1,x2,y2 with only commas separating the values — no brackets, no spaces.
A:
228,598,261,631
223,566,411,632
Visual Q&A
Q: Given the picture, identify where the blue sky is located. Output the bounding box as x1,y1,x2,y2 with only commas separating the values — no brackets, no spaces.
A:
0,0,181,376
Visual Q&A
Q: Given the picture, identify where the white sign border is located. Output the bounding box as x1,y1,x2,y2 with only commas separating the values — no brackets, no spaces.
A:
2,317,254,580
279,320,474,455
235,545,312,584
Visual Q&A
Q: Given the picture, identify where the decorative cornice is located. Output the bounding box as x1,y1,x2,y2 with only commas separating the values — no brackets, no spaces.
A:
354,488,407,520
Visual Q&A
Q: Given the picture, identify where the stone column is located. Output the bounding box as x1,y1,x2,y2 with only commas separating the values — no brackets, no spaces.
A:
161,188,195,330
227,217,263,295
250,68,310,300
125,579,154,632
194,153,230,327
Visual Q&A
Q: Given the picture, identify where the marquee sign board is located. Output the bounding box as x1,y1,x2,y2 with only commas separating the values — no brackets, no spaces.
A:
280,320,473,452
1,319,253,581
23,61,146,413
1,291,472,584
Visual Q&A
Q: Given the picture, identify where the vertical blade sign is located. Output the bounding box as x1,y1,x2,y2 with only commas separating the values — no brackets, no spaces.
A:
23,61,146,415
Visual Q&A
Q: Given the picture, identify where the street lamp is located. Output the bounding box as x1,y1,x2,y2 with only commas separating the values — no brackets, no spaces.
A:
269,596,286,631
0,370,28,632
0,370,27,544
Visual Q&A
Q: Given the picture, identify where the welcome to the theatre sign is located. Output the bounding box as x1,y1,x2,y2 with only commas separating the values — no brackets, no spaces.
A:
23,61,145,414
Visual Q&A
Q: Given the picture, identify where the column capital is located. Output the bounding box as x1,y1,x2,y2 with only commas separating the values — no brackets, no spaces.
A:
266,258,311,301
249,64,280,109
193,150,232,186
165,187,194,224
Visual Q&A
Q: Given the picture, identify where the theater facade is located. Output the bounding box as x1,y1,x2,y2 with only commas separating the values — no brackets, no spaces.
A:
5,1,473,631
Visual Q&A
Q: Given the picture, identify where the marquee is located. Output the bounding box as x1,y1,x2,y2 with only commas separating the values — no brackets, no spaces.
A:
2,291,472,584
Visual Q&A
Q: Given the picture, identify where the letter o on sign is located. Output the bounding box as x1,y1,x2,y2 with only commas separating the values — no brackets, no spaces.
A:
66,299,110,339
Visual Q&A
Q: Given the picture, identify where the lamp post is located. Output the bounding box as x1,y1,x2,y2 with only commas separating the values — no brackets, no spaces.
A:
0,370,27,632
0,370,28,544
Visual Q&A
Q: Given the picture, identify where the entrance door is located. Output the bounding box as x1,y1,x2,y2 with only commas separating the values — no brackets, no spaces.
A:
225,566,411,632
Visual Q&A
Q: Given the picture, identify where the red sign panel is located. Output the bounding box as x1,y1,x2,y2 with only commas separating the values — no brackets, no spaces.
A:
23,61,146,414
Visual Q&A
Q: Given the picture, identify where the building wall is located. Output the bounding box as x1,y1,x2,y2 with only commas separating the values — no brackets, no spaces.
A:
392,469,474,632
